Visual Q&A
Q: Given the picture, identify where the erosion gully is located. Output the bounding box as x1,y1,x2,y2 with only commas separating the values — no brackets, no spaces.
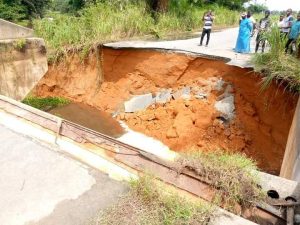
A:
34,47,298,175
19,46,299,225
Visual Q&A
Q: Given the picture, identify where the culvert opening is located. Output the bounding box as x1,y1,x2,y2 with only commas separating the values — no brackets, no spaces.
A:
33,48,298,175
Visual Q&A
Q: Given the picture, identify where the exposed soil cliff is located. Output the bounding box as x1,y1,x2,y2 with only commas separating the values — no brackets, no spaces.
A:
34,48,298,174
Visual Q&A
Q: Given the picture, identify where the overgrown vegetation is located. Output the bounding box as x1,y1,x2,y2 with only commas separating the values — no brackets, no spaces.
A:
0,0,50,22
22,96,70,111
33,2,240,61
91,175,214,225
253,26,300,92
178,149,265,211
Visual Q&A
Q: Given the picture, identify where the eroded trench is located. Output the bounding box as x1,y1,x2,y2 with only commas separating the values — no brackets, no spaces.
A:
33,48,298,175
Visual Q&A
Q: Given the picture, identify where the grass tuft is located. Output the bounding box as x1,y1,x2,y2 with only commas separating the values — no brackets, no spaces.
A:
91,175,214,225
177,149,265,212
252,26,300,92
22,96,71,111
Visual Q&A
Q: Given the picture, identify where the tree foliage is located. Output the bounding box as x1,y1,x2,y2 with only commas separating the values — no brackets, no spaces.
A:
0,0,50,21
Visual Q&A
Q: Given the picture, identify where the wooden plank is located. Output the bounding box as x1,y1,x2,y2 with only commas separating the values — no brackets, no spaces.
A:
280,98,300,179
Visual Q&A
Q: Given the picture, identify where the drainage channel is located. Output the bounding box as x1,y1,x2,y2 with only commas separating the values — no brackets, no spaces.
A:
0,95,292,225
33,48,298,175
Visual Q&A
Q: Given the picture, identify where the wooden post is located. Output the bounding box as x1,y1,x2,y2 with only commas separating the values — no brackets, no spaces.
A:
280,98,300,180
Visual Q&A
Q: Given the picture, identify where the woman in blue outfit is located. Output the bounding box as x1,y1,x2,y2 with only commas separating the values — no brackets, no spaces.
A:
235,13,253,53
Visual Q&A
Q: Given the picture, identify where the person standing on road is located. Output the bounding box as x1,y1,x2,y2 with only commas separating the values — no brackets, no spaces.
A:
255,10,271,53
282,9,294,37
200,10,214,47
285,13,300,54
234,12,253,53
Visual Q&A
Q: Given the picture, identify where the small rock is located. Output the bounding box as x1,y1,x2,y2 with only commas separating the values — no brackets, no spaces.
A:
212,78,225,91
166,127,178,138
195,92,208,99
172,87,191,100
214,95,235,120
124,93,154,113
224,129,231,137
155,89,172,104
119,113,126,120
197,141,204,147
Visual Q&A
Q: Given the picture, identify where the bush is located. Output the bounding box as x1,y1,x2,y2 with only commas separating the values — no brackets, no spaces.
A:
253,26,300,92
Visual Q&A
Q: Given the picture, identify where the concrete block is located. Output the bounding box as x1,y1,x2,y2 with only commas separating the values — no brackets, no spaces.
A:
155,89,172,104
214,95,235,120
172,87,191,100
0,19,33,40
124,94,154,113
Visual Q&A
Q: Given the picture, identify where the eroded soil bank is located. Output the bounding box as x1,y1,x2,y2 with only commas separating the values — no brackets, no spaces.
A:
34,48,298,174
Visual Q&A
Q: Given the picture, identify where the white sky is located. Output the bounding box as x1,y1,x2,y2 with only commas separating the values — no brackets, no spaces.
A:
248,0,300,11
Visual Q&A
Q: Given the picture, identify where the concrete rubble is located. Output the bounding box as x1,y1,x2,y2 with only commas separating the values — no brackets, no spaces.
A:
214,83,235,120
172,87,191,100
155,88,172,104
124,93,154,113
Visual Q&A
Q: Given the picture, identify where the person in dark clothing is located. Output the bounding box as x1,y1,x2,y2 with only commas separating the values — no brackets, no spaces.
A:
285,13,300,54
255,10,271,53
200,11,214,47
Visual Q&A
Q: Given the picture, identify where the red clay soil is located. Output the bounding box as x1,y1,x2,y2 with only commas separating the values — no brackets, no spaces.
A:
34,48,298,174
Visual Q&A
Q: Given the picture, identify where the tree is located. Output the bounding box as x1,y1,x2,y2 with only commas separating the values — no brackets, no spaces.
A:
0,0,27,21
0,0,50,21
247,3,268,14
147,0,169,12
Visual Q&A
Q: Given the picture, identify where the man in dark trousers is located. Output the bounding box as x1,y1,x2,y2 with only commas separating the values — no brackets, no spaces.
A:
200,10,214,47
255,10,271,53
285,12,300,54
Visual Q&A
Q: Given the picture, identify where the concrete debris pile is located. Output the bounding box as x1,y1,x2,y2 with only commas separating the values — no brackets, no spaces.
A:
122,78,227,114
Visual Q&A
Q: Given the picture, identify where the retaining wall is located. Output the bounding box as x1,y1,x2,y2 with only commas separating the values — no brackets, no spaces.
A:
0,19,34,40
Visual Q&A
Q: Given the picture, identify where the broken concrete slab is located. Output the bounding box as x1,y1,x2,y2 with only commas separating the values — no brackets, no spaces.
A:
124,93,154,113
214,95,235,120
212,79,225,91
155,89,172,104
172,87,191,100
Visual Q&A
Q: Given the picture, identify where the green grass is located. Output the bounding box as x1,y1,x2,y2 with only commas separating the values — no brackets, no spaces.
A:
22,96,71,111
253,25,300,92
91,175,213,225
178,149,265,212
33,2,240,61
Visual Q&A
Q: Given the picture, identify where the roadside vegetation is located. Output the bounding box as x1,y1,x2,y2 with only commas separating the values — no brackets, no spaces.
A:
178,149,265,212
22,96,70,111
34,1,241,61
91,175,214,225
253,26,300,92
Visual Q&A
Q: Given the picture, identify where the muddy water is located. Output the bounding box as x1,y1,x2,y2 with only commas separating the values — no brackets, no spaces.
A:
49,103,125,138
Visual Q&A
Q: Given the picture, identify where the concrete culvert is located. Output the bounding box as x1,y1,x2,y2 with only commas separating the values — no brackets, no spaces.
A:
267,190,280,199
32,48,298,175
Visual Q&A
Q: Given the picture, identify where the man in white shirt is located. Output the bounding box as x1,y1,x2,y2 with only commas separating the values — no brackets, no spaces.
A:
200,11,215,47
282,8,294,37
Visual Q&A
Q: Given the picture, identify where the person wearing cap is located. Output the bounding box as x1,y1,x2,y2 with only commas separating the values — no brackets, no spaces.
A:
282,9,294,37
285,13,300,54
234,12,253,53
255,10,271,53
